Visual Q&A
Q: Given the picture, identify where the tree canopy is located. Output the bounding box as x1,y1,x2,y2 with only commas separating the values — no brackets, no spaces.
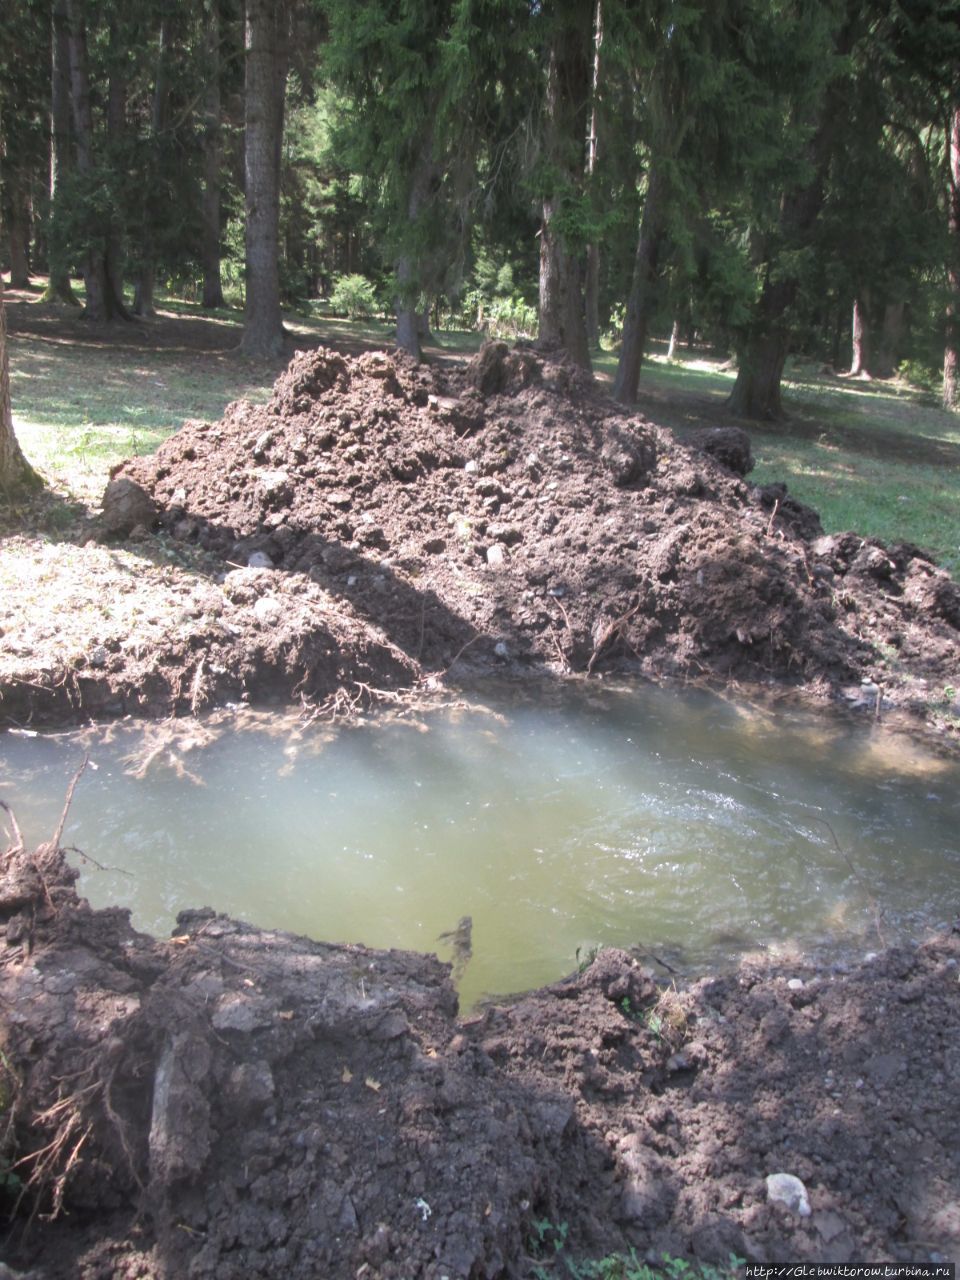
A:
1,0,958,408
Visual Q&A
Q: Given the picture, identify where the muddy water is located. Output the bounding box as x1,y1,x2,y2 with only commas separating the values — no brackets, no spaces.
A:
2,685,958,1007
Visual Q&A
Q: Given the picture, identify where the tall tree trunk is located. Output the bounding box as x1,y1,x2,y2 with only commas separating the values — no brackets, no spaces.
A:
728,15,856,421
584,0,603,350
849,293,870,377
727,274,792,419
395,254,420,358
239,0,289,358
6,176,32,288
44,0,79,304
666,318,680,361
66,0,111,322
134,18,166,317
875,300,903,379
394,133,436,361
105,33,128,314
0,278,41,496
537,6,592,371
201,0,226,310
613,167,665,404
944,104,960,412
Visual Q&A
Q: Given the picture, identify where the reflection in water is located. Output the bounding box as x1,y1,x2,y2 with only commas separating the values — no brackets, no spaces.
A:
2,684,958,1007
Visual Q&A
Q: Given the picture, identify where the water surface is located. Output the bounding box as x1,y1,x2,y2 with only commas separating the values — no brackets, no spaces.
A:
3,684,957,1006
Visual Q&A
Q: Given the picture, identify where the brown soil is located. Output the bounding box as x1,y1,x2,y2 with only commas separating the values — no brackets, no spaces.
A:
3,339,960,1277
2,340,957,735
2,836,958,1278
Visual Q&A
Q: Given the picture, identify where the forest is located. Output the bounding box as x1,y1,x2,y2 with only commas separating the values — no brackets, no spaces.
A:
1,0,959,469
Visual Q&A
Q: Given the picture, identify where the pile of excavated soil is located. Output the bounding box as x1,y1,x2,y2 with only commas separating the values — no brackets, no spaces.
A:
2,840,958,1278
114,341,955,715
2,341,957,731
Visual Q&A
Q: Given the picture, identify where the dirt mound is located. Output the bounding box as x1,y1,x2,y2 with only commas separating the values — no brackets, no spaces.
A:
116,341,958,717
3,836,959,1277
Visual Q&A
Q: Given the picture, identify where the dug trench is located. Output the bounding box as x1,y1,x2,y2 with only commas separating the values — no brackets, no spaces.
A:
1,342,959,1276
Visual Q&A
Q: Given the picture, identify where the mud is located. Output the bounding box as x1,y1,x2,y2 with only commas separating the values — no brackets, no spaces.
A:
1,832,958,1278
3,340,957,735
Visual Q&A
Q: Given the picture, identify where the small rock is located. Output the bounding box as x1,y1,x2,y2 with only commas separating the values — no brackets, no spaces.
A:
211,994,274,1033
766,1172,812,1217
486,544,507,568
464,460,478,474
253,597,282,626
247,550,275,569
226,1060,275,1114
100,476,158,537
88,646,108,669
493,641,509,658
787,978,804,991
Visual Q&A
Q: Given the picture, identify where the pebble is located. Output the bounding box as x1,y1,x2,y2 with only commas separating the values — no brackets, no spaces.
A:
765,1172,812,1217
464,460,478,473
247,550,274,569
486,544,506,568
787,978,804,991
88,646,108,668
493,641,509,658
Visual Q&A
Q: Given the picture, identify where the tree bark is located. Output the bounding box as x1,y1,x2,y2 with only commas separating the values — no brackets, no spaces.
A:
66,0,110,322
133,17,167,318
105,31,128,314
613,167,665,404
201,0,226,310
849,293,870,377
537,6,592,371
394,133,437,361
0,278,41,496
584,1,603,350
239,0,289,358
727,275,792,419
6,176,32,289
666,318,679,361
944,104,959,411
43,0,79,305
875,300,903,379
727,14,857,421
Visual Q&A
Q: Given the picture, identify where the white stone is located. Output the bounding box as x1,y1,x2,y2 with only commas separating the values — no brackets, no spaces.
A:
766,1172,812,1217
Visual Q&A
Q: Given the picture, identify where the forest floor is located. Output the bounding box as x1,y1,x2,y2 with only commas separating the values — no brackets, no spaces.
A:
1,287,960,1277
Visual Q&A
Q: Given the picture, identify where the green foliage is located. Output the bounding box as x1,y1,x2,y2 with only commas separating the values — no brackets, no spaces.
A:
897,358,942,396
527,1217,744,1280
329,274,380,320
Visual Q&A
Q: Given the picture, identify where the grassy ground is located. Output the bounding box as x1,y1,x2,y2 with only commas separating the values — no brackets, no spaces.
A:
593,347,960,577
6,283,958,576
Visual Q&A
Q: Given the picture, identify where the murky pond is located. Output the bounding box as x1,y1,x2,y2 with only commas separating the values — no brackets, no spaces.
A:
2,684,958,1006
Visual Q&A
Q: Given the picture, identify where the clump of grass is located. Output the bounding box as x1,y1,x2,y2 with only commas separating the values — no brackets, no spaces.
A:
528,1216,743,1280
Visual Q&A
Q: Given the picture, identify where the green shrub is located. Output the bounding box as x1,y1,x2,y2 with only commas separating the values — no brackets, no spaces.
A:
329,274,379,320
485,294,538,340
896,358,941,396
